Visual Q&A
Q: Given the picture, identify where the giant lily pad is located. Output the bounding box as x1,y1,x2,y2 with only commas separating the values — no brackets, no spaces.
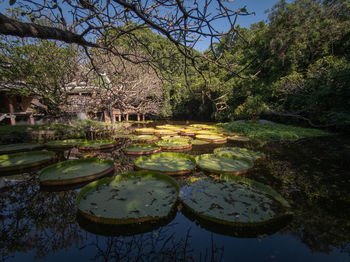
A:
214,147,265,161
154,129,178,137
156,139,192,151
45,139,85,151
123,144,161,156
196,154,253,175
130,135,158,143
195,130,224,136
39,158,115,186
0,143,44,155
180,176,291,228
134,152,196,175
135,128,156,135
190,124,219,130
76,171,180,224
195,135,227,144
77,140,117,151
0,151,55,174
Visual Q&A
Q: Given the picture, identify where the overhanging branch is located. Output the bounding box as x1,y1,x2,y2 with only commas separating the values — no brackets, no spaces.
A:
0,13,99,48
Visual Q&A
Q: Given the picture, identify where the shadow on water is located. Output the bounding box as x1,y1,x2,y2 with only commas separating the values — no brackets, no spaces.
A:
0,121,350,261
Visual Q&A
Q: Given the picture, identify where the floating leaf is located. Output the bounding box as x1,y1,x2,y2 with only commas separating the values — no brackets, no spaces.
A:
134,152,196,175
0,151,55,173
196,154,253,175
76,171,180,224
214,147,265,161
123,144,161,155
39,158,115,186
180,176,291,227
0,143,44,154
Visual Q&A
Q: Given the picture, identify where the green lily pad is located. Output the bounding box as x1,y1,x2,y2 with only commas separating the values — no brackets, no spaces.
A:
154,129,178,136
76,171,180,224
156,125,184,131
0,151,55,173
123,144,161,155
45,139,85,150
180,176,291,227
214,147,265,161
179,129,197,136
190,124,219,130
156,139,192,150
195,130,224,136
196,154,253,175
195,135,227,144
39,158,115,186
134,152,196,175
161,135,192,141
130,135,158,143
191,139,210,145
77,140,116,151
0,143,44,155
135,128,156,135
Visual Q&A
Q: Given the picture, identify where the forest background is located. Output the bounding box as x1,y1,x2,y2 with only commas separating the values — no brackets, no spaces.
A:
1,0,349,130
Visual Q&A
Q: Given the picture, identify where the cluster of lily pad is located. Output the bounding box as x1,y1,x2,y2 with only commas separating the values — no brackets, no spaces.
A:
0,122,292,235
133,123,249,146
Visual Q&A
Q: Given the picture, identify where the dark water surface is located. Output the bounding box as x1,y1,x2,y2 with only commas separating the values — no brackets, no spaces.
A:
1,121,349,262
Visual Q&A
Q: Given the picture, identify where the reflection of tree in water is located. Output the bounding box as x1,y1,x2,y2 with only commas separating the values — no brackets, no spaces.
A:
0,177,84,260
84,227,223,262
254,136,350,256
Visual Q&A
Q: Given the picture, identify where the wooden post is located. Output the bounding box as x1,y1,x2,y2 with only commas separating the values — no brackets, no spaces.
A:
142,114,145,121
8,98,16,125
103,111,108,123
126,113,129,121
137,114,140,121
29,114,35,125
118,114,121,122
111,112,115,124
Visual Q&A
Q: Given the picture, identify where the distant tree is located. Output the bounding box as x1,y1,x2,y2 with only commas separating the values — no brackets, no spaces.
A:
0,39,80,114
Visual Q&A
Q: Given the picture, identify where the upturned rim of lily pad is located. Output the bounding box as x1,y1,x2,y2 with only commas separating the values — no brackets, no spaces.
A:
195,153,253,175
156,139,192,150
0,143,44,155
0,150,55,173
39,158,115,186
180,175,292,228
123,144,161,155
195,134,227,144
154,129,178,136
77,139,117,151
129,135,158,143
134,128,156,135
134,152,196,175
45,139,86,150
76,170,180,225
213,147,265,161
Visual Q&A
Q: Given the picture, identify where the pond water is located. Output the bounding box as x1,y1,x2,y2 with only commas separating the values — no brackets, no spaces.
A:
1,121,349,262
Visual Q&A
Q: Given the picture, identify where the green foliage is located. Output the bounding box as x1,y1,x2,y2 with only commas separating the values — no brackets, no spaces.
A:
211,0,350,127
218,121,330,142
234,95,270,120
0,40,79,114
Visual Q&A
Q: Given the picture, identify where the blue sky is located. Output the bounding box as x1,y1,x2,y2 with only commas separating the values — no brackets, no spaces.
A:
194,0,289,51
0,0,289,51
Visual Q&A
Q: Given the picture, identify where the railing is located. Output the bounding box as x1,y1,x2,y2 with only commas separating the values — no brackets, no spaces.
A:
0,114,8,122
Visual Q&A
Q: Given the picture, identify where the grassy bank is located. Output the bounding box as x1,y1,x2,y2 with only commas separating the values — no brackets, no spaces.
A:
218,121,331,142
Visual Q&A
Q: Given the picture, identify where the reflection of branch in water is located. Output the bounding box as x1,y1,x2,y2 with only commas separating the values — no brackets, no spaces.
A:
0,177,85,260
82,225,224,262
